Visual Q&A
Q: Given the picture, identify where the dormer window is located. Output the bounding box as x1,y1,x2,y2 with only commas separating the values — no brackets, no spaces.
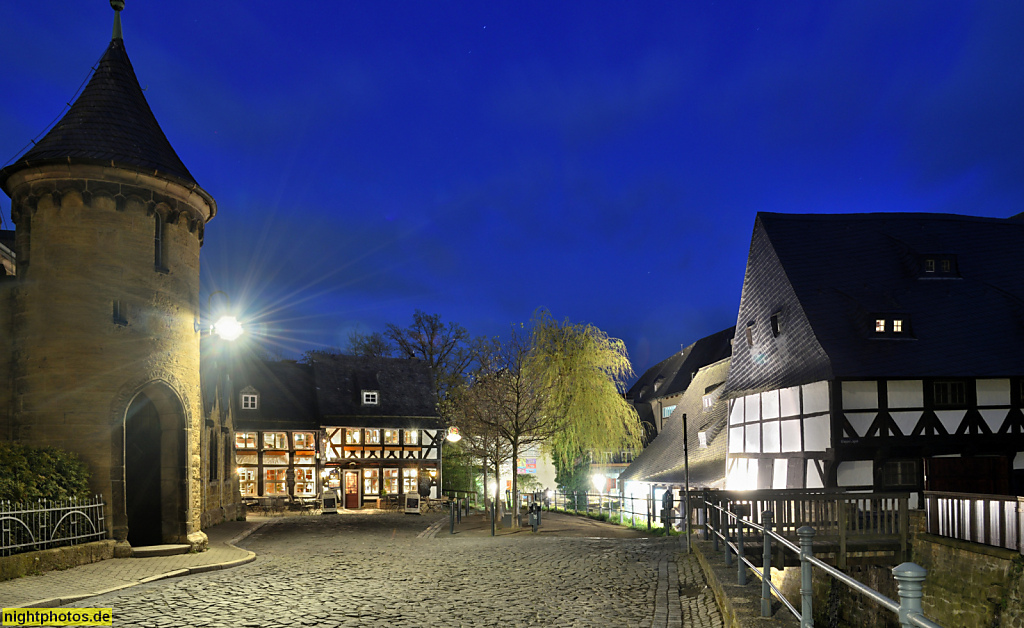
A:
872,315,912,338
698,431,708,449
920,254,958,278
241,394,258,410
362,390,379,406
702,394,714,411
770,311,782,337
653,376,664,392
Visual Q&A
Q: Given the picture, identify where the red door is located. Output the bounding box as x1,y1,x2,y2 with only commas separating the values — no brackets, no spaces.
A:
345,471,360,508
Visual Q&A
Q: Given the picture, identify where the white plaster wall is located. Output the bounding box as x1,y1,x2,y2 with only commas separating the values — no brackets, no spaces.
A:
780,386,800,417
773,458,789,489
781,419,801,453
804,414,830,451
762,420,781,453
730,398,744,425
1014,453,1024,470
729,427,743,453
806,463,824,489
803,381,830,414
744,394,761,422
837,461,873,487
762,389,780,420
887,380,923,409
745,424,761,453
842,381,878,410
977,379,1011,406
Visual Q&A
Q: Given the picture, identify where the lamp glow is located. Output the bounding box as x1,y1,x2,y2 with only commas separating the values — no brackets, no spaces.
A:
213,315,243,341
445,426,462,442
591,473,607,492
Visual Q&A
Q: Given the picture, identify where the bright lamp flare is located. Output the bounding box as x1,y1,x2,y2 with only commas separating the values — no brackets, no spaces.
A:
591,473,607,492
213,315,243,341
445,426,462,442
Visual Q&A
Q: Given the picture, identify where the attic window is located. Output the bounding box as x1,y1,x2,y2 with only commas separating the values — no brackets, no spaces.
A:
892,319,903,333
241,394,258,410
702,395,714,411
872,315,912,338
745,322,755,346
770,311,782,337
653,376,665,392
875,319,886,333
920,254,958,278
698,431,708,449
362,390,379,406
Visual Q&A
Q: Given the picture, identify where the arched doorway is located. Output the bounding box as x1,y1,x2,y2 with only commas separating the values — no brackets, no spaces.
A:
124,383,187,546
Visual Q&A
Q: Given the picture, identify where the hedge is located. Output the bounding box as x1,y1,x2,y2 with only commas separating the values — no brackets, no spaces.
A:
0,442,91,504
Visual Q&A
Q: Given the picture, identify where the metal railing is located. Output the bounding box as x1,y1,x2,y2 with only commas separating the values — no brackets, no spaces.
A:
923,491,1023,553
1,496,107,557
703,499,941,628
545,490,682,531
442,489,479,507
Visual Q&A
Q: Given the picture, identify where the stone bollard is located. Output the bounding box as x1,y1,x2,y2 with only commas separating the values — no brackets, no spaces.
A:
797,526,816,628
892,562,927,627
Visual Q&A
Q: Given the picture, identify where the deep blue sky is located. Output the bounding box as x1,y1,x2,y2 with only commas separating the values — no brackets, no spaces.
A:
2,2,1023,379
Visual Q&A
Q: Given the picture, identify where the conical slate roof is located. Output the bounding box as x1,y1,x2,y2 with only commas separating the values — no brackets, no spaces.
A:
1,37,196,189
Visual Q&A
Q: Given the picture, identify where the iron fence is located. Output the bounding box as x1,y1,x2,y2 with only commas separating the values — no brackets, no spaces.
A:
1,496,107,557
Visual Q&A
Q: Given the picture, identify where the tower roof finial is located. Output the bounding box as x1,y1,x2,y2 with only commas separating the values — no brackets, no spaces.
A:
111,0,124,41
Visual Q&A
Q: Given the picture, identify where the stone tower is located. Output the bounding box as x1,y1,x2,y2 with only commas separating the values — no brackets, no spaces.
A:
0,2,215,550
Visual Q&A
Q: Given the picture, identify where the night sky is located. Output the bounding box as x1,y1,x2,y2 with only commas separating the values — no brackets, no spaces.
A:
2,2,1023,379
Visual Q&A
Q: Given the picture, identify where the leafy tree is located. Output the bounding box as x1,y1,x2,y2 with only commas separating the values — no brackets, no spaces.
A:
442,380,513,513
0,442,91,503
528,309,644,488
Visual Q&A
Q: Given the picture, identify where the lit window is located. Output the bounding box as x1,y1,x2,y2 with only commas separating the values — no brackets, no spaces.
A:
235,432,257,449
264,469,287,495
263,432,287,449
383,468,399,494
875,319,886,333
294,468,316,496
893,319,903,333
241,394,258,410
362,391,379,405
365,429,381,445
662,405,676,419
702,395,713,411
405,430,419,445
239,468,257,496
293,432,315,449
403,468,419,494
384,429,400,444
698,431,708,448
345,429,361,445
363,468,380,495
925,259,935,273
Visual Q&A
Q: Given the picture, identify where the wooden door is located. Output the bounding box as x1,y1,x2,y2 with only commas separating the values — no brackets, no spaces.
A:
344,471,360,508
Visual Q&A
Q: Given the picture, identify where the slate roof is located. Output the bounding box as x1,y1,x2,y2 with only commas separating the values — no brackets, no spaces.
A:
627,327,734,436
724,212,1024,397
231,360,319,432
309,354,441,429
620,358,731,487
0,37,198,192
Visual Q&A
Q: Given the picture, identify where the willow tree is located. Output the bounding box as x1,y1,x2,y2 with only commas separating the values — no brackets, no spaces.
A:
528,309,644,493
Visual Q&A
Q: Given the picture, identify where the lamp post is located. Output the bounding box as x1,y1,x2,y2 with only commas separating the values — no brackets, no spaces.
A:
682,412,691,553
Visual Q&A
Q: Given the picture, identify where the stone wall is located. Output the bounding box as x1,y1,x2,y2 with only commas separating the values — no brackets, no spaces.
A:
0,540,115,583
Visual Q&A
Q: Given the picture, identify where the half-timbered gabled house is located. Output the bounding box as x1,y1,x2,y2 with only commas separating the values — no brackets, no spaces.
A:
310,355,443,508
722,212,1024,501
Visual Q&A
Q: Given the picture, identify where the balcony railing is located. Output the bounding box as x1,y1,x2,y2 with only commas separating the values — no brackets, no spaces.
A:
923,491,1024,553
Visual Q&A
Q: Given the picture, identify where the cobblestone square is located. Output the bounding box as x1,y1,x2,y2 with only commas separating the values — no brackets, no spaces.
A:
62,512,721,628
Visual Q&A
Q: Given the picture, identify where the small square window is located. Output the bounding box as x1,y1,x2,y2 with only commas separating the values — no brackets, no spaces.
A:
241,394,258,410
384,429,400,445
362,391,379,405
405,430,419,445
893,319,903,333
875,319,886,333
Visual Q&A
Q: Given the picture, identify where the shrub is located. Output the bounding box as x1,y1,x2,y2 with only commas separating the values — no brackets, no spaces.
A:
0,442,92,504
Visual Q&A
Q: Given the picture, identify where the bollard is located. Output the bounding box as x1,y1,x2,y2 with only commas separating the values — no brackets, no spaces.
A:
797,526,816,628
456,498,462,524
491,499,496,537
892,562,927,627
450,500,455,535
761,510,773,617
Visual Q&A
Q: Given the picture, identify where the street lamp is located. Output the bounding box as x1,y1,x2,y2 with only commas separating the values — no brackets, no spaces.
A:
445,426,462,442
212,315,243,341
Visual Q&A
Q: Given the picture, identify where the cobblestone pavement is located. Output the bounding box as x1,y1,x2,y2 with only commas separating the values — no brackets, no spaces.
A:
62,512,722,628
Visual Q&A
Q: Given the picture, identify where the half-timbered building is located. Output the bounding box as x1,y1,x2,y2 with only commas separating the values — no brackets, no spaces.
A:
310,355,442,508
722,212,1024,501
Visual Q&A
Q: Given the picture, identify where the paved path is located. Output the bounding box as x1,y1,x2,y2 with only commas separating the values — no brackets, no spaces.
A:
5,511,722,627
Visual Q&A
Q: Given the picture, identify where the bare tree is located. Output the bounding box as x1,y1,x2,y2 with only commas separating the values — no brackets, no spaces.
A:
347,330,394,358
385,310,484,406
